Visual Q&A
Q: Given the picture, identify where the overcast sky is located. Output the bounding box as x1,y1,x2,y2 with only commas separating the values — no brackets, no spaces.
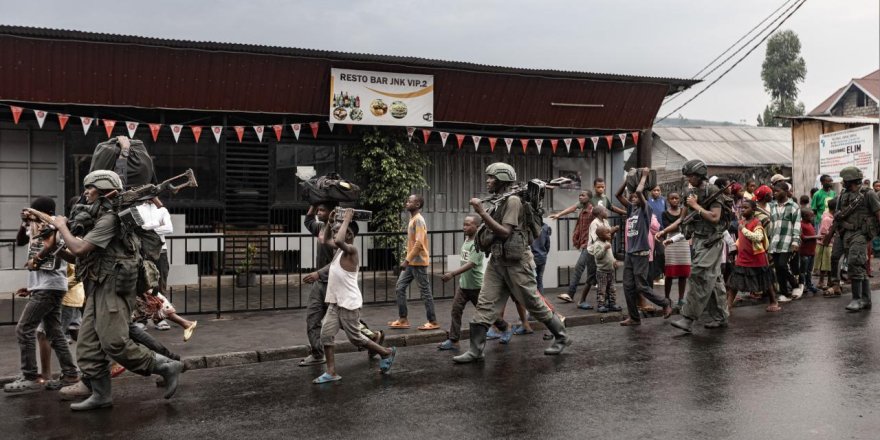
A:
3,0,878,124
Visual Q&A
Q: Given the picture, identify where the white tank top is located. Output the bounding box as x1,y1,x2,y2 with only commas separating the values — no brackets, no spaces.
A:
325,250,362,310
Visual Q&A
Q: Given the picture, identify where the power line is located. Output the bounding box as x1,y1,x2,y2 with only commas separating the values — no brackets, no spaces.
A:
655,0,808,123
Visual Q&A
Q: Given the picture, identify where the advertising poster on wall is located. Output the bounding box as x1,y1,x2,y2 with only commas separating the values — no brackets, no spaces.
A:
329,68,434,127
819,125,875,181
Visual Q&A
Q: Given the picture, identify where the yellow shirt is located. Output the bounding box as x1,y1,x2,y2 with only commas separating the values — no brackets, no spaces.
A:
405,213,430,266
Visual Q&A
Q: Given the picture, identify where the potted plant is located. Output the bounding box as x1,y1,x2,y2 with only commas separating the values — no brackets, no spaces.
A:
235,243,258,287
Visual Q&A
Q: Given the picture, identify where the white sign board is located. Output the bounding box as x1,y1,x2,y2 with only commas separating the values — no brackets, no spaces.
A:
329,68,434,127
819,125,875,181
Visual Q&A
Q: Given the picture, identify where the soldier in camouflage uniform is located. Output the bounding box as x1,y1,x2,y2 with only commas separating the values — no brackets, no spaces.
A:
453,163,571,363
657,160,729,333
52,170,183,411
823,166,880,312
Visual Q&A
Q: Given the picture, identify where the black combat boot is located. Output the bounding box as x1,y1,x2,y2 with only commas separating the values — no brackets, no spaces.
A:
861,278,872,310
453,323,488,364
152,354,184,399
70,376,112,411
543,314,572,355
846,280,863,312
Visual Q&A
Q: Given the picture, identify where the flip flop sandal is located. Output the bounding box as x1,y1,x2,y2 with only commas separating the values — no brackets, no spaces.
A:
379,347,397,374
417,322,439,331
183,321,198,342
110,364,126,378
299,355,327,366
312,373,342,384
513,326,534,335
766,304,782,313
388,320,411,329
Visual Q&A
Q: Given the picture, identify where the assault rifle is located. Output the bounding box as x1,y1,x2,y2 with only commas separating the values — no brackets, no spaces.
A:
679,181,733,227
480,177,572,207
822,188,866,246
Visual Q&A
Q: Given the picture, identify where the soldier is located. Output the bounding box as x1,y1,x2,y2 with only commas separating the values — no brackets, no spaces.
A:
51,170,183,411
453,163,571,363
656,160,729,333
823,166,880,312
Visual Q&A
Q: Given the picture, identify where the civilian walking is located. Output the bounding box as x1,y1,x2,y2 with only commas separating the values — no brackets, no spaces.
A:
389,195,438,330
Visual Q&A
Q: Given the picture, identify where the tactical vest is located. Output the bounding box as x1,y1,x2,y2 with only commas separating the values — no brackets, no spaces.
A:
682,183,726,239
475,196,531,263
837,190,880,237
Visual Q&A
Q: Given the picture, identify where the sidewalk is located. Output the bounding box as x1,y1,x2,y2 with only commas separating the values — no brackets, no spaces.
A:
1,281,872,383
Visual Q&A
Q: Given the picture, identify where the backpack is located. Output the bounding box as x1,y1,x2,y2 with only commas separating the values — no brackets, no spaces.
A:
300,173,361,203
89,138,156,188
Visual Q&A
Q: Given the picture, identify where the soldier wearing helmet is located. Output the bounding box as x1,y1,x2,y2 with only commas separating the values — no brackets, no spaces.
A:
657,159,729,333
823,166,880,312
453,162,571,363
48,169,183,410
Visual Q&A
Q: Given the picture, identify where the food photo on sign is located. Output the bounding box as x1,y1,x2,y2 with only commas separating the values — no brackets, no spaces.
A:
329,68,434,127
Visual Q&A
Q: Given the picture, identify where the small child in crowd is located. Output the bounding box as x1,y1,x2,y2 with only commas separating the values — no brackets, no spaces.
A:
726,200,781,313
817,199,836,294
661,192,690,308
799,208,820,295
588,226,622,312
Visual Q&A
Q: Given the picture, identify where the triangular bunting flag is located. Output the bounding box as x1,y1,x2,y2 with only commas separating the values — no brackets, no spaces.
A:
618,133,627,146
234,126,245,142
273,125,283,141
34,110,47,128
422,129,431,144
455,134,465,149
504,138,514,153
520,138,529,153
291,123,302,140
590,136,599,151
191,126,203,143
488,137,497,152
103,119,116,138
327,122,335,133
309,122,319,139
535,139,544,154
253,125,264,142
577,137,586,152
126,121,139,138
10,106,23,124
563,138,572,153
406,127,416,141
57,114,69,131
346,124,353,134
80,117,93,135
632,131,640,145
150,124,162,142
439,132,449,147
170,124,183,143
472,135,482,151
550,139,558,154
211,126,223,143
605,134,614,150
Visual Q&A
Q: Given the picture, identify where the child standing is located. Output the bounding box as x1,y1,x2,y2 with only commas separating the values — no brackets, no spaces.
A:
589,226,622,312
531,222,552,294
549,190,593,304
726,200,781,313
660,192,690,309
313,209,397,383
818,199,836,295
799,208,820,295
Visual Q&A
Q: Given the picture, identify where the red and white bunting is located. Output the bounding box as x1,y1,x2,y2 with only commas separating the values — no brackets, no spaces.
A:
577,137,586,152
632,131,640,145
535,139,544,154
291,123,302,140
422,129,431,144
488,137,497,152
406,126,416,141
590,136,599,151
191,126,203,143
327,122,335,133
253,125,264,142
439,131,449,147
504,138,514,153
346,124,353,134
150,124,162,142
604,134,613,150
57,114,69,131
550,139,559,154
273,125,283,141
234,126,245,142
520,138,529,153
618,133,627,146
211,126,223,143
170,124,183,143
471,135,482,151
455,134,465,149
34,110,47,128
309,122,319,139
80,117,94,135
563,138,572,153
125,121,139,138
10,106,23,124
103,119,116,138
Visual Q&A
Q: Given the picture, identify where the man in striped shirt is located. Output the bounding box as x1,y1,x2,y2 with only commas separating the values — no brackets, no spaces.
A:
768,181,802,302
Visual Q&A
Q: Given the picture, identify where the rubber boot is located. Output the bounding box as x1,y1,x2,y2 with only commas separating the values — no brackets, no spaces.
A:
543,314,572,355
453,323,488,364
671,316,694,333
846,280,863,312
70,376,112,411
152,354,184,399
861,278,872,310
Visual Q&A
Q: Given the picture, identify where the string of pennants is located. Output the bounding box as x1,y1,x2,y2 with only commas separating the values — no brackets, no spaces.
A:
3,104,639,153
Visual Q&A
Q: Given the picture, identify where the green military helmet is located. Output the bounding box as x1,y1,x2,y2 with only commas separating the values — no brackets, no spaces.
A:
681,159,708,177
83,169,123,192
840,166,863,182
485,162,516,182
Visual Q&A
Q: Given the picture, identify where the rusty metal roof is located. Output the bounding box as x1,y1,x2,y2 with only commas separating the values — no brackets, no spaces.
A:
654,126,792,167
0,25,698,131
808,69,880,116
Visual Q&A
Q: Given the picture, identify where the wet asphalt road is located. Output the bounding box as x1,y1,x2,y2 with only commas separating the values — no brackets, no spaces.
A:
2,296,879,440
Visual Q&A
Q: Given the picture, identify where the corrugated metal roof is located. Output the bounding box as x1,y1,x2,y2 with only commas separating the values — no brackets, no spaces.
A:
0,26,698,131
654,126,792,167
779,115,879,124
